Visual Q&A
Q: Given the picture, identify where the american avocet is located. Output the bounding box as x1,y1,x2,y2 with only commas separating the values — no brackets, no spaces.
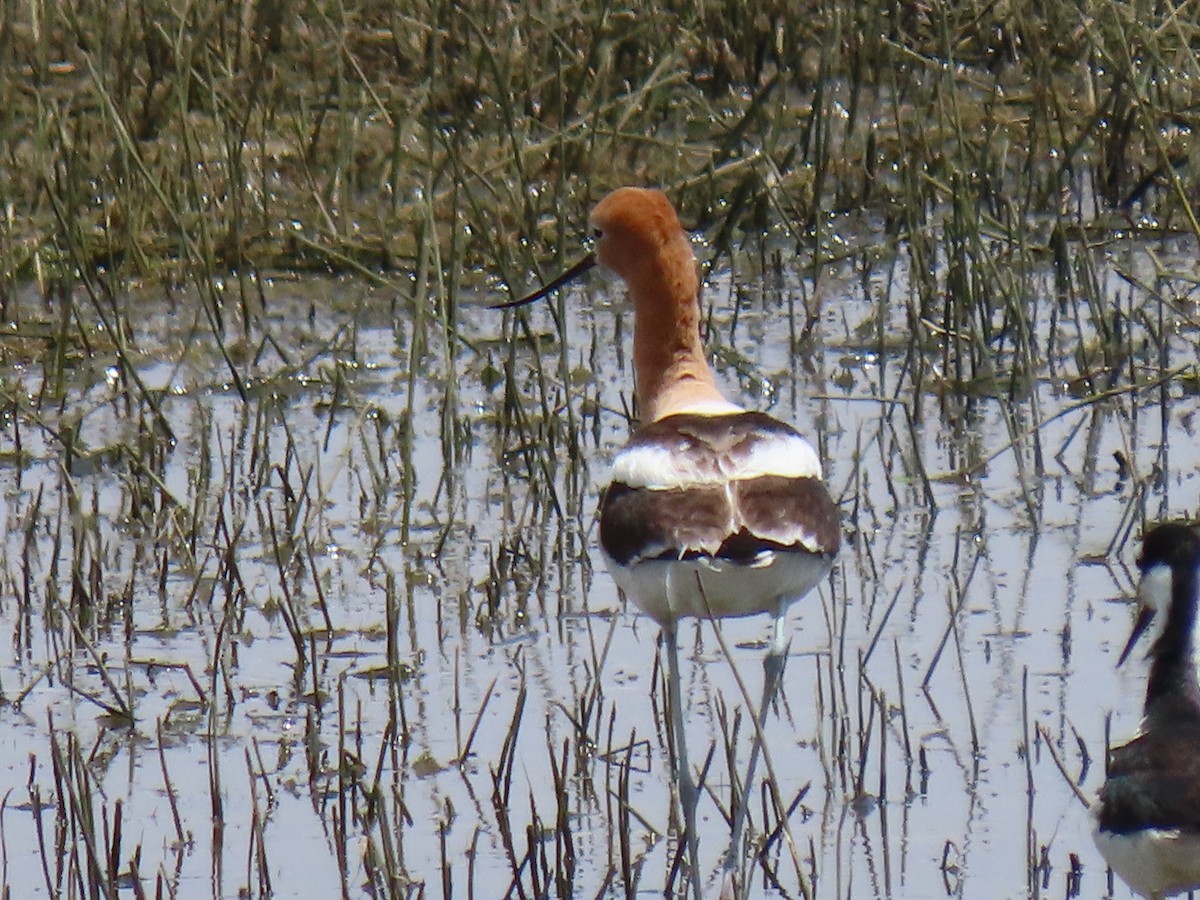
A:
1093,523,1200,900
495,187,840,896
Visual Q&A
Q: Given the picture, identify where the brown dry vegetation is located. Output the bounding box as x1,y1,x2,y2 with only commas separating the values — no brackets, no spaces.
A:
1,0,1197,304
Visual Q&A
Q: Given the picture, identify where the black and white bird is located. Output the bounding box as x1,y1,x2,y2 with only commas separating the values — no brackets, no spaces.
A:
1093,522,1200,899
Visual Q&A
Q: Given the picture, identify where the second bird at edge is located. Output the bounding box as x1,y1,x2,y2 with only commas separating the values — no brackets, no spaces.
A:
1093,522,1200,900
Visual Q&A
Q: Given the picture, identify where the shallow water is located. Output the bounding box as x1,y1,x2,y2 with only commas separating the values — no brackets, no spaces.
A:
2,228,1198,898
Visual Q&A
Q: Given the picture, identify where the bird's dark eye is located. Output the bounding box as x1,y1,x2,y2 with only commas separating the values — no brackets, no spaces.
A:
592,228,603,239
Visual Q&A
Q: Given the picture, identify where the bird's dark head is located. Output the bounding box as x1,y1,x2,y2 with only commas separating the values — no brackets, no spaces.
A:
1118,523,1200,666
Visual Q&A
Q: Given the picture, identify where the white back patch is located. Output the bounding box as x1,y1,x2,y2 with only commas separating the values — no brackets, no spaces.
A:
612,429,823,489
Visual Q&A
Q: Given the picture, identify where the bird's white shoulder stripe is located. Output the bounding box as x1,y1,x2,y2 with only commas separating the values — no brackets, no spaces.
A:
669,398,745,415
611,430,823,489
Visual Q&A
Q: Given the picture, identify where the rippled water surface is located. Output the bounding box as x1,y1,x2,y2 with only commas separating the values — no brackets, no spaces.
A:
2,229,1198,897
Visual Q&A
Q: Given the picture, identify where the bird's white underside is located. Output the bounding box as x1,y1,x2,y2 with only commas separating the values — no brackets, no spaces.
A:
603,548,832,626
1092,803,1200,899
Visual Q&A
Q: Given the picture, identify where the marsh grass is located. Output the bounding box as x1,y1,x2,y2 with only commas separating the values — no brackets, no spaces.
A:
2,0,1200,898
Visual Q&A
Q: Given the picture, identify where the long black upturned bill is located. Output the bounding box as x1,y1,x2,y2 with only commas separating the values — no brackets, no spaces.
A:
490,254,597,309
